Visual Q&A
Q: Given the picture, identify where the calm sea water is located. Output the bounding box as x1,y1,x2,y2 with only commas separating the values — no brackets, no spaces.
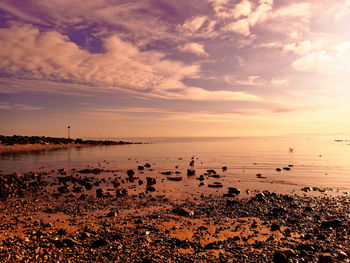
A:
1,136,350,195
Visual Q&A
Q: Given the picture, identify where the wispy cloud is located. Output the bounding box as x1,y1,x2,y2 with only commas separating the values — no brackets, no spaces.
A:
0,101,43,111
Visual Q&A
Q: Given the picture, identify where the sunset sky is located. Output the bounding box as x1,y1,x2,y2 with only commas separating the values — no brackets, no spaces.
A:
1,0,350,138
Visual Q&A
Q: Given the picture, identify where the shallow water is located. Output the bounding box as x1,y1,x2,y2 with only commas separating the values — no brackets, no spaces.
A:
1,136,350,195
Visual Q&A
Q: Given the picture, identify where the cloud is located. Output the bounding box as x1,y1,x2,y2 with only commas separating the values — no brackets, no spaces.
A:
179,42,209,56
0,25,261,102
283,39,350,74
0,101,43,110
223,19,250,36
225,75,288,87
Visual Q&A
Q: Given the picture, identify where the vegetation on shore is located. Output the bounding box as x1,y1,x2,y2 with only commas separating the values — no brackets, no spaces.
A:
0,135,139,146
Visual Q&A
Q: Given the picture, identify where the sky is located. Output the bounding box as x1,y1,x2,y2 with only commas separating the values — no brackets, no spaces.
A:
1,0,350,138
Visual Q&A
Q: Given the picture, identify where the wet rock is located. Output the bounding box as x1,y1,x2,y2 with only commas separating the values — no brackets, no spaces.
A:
318,253,334,263
127,169,135,177
283,167,291,171
113,179,120,188
161,171,172,175
146,186,156,192
73,186,82,193
276,168,281,172
96,188,105,198
256,173,262,177
167,177,182,181
301,187,313,192
189,160,194,166
107,210,118,217
228,187,240,195
138,166,144,170
187,169,195,176
91,238,109,248
78,168,102,174
146,177,156,186
172,207,194,217
62,238,80,247
222,166,227,172
270,223,280,231
138,179,143,185
116,189,127,197
144,163,151,168
57,185,70,194
321,219,341,228
273,249,295,263
208,182,223,188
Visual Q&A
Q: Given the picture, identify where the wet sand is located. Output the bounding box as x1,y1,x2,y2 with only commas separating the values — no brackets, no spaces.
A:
1,164,350,262
0,143,88,154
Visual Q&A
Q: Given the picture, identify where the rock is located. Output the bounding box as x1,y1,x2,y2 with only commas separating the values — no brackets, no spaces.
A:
91,238,109,248
107,210,118,217
138,166,144,170
208,182,223,188
276,168,281,172
146,177,156,186
96,188,105,198
256,173,262,177
144,163,151,168
62,238,80,247
273,249,295,263
187,169,195,176
85,182,93,190
321,219,341,228
57,185,70,194
116,189,127,196
189,160,194,166
283,167,291,171
161,171,172,175
301,187,313,192
167,177,182,181
222,166,227,172
270,223,280,231
113,179,120,188
318,253,334,263
146,186,156,192
172,207,194,217
138,179,143,185
127,169,135,177
228,187,240,195
73,186,82,193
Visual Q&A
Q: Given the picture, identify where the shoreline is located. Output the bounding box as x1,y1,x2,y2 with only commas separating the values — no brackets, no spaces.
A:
1,166,350,262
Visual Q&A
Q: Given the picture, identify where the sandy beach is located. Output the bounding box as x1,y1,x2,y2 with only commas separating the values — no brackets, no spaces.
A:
0,143,88,154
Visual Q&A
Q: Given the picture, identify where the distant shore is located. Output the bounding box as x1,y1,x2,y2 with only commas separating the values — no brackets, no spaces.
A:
0,135,139,154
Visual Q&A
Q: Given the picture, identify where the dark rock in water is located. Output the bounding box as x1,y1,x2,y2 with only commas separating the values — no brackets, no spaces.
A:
116,188,127,197
144,163,151,168
226,200,238,206
127,169,135,177
255,192,265,201
208,182,223,188
78,168,102,174
283,167,291,171
198,174,204,181
91,238,108,248
146,177,156,186
222,166,227,172
146,186,156,192
167,177,182,181
207,169,216,174
138,166,144,170
228,187,240,195
301,187,313,192
189,160,194,166
321,219,341,228
272,207,287,215
288,164,294,167
172,207,194,217
187,169,195,176
96,188,105,198
276,168,281,172
270,223,280,231
256,173,262,177
161,171,172,175
138,179,143,185
57,185,70,194
211,174,220,178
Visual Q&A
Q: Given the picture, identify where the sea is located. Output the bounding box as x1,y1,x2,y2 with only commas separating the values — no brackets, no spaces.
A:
1,136,350,197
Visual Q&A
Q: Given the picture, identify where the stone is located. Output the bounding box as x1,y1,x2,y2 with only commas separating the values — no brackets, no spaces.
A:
208,182,223,188
321,219,341,228
187,169,195,176
167,177,182,181
228,187,240,195
222,166,227,172
146,186,156,192
318,253,334,263
91,238,108,248
127,169,135,177
189,160,194,166
138,166,144,170
96,188,105,198
270,223,280,231
144,163,151,168
172,207,194,217
107,210,118,217
146,177,156,186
